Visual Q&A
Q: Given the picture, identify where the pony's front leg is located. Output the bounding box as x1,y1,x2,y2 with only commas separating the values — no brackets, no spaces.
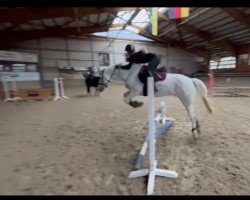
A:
123,90,130,98
94,88,100,96
123,90,143,108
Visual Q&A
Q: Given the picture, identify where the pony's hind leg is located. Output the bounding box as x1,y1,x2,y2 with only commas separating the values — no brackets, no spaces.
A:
185,104,199,141
196,119,201,134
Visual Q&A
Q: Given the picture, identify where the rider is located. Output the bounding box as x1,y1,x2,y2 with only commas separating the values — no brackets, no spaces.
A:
121,44,160,92
84,66,95,80
83,66,97,95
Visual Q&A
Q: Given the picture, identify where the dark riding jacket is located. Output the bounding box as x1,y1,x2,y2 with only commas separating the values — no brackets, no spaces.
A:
83,68,95,79
121,50,160,70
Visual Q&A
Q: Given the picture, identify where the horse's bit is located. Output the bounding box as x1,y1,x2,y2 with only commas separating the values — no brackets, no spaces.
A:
97,67,117,88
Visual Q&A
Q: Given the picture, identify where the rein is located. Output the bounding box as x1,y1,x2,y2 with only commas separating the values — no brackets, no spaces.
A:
98,67,117,88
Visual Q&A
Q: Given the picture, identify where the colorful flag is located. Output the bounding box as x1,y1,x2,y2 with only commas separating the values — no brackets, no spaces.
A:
149,7,158,36
168,7,189,19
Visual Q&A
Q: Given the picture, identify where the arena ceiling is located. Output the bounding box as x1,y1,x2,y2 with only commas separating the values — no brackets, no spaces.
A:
0,7,250,61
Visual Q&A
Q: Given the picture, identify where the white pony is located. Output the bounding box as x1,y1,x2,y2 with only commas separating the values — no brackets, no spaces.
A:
96,63,212,140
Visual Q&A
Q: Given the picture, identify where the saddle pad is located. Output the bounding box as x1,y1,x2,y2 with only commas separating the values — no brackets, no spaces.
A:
154,72,166,82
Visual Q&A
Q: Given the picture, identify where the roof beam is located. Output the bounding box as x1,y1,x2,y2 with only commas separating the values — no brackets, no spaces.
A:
0,24,124,37
177,23,236,56
108,8,141,46
157,13,236,56
124,8,141,27
130,24,221,62
0,24,125,45
158,8,212,37
221,8,250,29
158,12,169,21
130,24,172,44
235,44,250,55
0,7,137,24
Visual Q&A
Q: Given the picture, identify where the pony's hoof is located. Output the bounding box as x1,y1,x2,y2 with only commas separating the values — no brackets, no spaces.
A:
136,102,143,107
85,93,92,97
128,101,138,108
123,91,129,97
192,130,197,141
128,101,143,108
133,101,143,108
197,128,201,134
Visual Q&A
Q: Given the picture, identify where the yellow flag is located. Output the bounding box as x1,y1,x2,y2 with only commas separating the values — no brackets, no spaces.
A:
151,7,158,36
181,7,189,18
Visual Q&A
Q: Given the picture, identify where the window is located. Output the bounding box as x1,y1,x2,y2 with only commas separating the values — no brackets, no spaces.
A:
3,65,11,72
238,54,249,65
98,53,110,66
26,64,38,72
210,57,236,69
238,54,248,65
12,63,26,72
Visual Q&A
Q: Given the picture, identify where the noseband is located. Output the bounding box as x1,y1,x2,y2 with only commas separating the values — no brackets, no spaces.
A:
98,67,117,88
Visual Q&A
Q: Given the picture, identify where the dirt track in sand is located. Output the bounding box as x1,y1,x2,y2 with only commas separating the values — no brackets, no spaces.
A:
0,85,249,195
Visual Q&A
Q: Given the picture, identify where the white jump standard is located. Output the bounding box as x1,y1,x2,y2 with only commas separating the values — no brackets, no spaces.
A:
128,77,178,195
53,77,68,100
2,81,22,102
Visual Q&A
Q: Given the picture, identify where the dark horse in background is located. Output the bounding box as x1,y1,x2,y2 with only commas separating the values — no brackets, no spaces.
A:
83,66,101,96
85,76,100,96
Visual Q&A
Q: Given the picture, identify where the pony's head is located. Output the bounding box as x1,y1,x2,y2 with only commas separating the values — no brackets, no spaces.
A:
96,65,117,92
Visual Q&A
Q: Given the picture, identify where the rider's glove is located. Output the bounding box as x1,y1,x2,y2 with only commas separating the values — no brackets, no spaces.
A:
115,63,122,69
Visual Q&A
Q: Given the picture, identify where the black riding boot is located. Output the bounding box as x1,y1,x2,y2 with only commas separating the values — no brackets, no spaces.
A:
148,71,158,93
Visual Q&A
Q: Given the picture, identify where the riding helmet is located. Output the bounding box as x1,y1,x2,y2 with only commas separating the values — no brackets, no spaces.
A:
125,44,135,53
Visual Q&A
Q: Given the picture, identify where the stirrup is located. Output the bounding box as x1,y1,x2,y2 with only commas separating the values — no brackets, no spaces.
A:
148,71,154,77
154,85,158,92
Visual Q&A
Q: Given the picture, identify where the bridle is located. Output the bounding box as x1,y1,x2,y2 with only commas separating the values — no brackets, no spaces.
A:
97,66,117,88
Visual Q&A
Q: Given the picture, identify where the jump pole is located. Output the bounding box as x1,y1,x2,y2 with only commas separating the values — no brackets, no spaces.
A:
135,120,175,170
128,77,178,195
155,101,176,124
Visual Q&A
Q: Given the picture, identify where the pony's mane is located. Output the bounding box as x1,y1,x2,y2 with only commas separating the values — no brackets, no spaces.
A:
102,65,116,80
104,65,115,74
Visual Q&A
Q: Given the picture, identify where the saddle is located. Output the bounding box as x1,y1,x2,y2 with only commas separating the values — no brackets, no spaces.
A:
138,65,167,84
138,65,167,96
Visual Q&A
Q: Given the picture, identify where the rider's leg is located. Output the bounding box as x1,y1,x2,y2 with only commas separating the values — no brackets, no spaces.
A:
147,56,160,92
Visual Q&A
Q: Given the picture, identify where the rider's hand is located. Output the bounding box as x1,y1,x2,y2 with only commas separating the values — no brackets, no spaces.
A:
115,63,122,69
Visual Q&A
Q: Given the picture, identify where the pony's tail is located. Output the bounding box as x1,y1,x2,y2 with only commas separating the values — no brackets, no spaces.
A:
192,78,213,114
